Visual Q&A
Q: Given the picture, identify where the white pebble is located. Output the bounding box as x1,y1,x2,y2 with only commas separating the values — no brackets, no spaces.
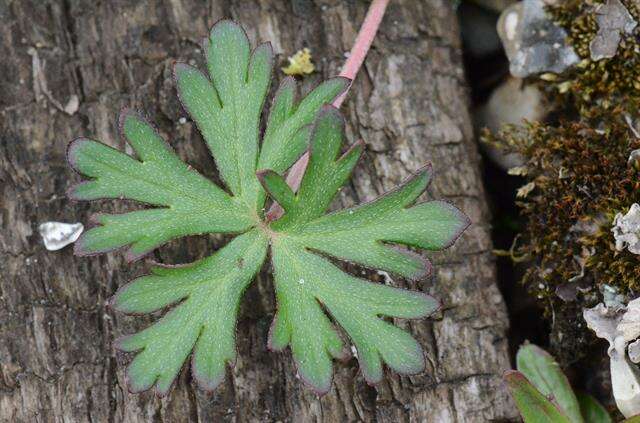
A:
38,221,84,251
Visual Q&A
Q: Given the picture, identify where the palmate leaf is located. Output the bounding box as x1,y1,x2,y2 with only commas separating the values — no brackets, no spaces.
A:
260,106,469,392
67,20,469,395
174,20,349,214
113,230,267,395
67,109,252,261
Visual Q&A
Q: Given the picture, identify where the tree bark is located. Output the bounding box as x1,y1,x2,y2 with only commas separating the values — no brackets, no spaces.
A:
0,0,517,421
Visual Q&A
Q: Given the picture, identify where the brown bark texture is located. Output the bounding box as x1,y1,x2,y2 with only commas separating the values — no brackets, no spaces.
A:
0,0,517,421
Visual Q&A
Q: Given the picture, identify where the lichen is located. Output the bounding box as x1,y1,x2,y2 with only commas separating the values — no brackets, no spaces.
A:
543,0,640,117
612,204,640,254
282,47,315,76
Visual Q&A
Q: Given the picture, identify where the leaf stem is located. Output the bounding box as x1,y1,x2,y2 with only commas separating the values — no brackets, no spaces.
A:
267,0,390,221
332,0,389,109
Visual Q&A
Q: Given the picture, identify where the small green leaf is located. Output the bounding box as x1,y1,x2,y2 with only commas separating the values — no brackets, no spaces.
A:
576,392,612,423
113,229,267,395
256,170,295,211
259,77,350,174
175,21,348,213
68,109,251,261
505,370,573,423
174,20,271,213
261,106,469,280
265,106,364,228
270,240,438,392
517,343,584,423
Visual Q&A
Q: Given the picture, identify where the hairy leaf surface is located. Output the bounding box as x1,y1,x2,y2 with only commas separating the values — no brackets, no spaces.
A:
269,241,438,392
68,109,251,261
68,20,469,395
259,106,468,391
114,230,267,395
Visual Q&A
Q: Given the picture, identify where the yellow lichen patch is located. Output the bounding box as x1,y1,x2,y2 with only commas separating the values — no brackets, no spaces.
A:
282,48,315,76
508,165,529,176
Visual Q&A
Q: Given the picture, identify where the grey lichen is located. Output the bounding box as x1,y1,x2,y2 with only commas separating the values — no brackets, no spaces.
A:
590,0,637,60
613,203,640,255
584,299,640,417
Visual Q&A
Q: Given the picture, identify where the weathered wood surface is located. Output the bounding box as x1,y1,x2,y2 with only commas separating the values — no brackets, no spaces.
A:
0,0,516,421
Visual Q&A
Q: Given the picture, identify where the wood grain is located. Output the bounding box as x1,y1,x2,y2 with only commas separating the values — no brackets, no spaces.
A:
0,0,516,421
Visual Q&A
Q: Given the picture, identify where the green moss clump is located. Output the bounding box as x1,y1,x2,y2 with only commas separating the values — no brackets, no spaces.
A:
485,108,640,363
488,110,640,295
545,0,640,117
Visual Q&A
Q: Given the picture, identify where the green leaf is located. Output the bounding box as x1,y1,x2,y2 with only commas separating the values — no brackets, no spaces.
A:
175,20,348,213
174,21,270,213
258,76,350,174
517,343,584,423
576,392,612,423
505,370,573,423
68,109,251,261
270,240,438,393
263,106,470,280
68,20,469,396
257,106,466,392
113,229,267,395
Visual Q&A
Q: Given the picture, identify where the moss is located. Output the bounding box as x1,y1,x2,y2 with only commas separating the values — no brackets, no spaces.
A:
543,0,640,117
485,108,640,359
484,0,640,363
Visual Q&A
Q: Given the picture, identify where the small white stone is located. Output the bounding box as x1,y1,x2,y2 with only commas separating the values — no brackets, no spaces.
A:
178,117,187,124
38,222,84,251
